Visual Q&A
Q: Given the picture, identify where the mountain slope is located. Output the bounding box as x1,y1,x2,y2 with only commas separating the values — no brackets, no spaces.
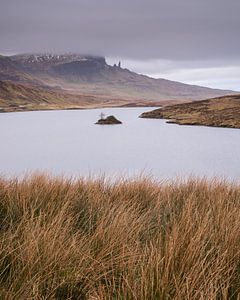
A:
5,53,237,102
0,80,135,112
0,55,42,85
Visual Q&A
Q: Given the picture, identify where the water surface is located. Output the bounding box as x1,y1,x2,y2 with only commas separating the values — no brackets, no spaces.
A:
0,107,240,180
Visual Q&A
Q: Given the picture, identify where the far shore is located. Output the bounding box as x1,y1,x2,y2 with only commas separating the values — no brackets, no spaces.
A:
0,100,169,114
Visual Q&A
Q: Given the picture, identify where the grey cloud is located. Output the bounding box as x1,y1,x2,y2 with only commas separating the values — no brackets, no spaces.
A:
1,0,240,90
0,0,240,60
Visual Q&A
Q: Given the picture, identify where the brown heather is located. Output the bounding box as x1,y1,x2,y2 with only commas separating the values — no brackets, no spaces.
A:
0,174,240,299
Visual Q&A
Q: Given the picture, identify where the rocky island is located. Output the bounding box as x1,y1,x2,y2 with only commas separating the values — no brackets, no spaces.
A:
140,94,240,129
95,115,122,125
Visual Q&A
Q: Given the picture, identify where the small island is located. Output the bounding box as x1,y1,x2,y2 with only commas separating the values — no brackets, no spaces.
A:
95,115,122,125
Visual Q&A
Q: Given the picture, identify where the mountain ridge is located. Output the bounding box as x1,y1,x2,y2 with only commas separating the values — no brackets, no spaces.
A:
0,53,238,103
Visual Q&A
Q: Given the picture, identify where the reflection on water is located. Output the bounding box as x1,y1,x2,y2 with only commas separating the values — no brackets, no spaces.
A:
0,107,240,180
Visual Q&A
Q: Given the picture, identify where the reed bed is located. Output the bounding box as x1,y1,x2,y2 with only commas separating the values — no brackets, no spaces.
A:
0,174,240,299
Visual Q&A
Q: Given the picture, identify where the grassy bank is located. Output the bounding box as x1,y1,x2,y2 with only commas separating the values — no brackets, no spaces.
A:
0,175,240,299
140,94,240,129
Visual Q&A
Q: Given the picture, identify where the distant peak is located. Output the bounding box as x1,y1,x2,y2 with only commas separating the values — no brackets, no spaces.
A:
10,53,106,65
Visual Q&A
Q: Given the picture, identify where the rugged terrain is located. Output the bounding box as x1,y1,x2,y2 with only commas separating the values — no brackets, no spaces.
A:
95,115,122,125
140,94,240,128
1,54,237,105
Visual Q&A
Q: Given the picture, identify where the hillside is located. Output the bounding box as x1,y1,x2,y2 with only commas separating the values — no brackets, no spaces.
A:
0,81,135,112
0,53,236,102
140,94,240,128
0,55,39,84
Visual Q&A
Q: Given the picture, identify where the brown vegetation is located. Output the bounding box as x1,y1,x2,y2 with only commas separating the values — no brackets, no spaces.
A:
0,80,131,113
140,94,240,129
0,174,240,299
0,80,166,113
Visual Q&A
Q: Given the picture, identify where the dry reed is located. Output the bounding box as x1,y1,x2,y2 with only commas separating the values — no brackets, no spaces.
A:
0,174,240,299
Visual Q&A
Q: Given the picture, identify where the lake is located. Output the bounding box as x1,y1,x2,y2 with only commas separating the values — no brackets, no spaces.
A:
0,107,240,181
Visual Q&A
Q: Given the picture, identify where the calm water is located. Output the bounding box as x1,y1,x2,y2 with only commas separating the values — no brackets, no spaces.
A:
0,107,240,180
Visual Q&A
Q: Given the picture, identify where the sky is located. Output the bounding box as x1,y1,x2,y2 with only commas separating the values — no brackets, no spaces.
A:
0,0,240,90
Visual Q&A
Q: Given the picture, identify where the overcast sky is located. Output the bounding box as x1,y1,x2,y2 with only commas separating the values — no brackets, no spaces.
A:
1,0,240,90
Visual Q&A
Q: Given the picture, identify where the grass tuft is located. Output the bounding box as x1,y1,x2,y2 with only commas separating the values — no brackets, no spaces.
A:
0,174,240,299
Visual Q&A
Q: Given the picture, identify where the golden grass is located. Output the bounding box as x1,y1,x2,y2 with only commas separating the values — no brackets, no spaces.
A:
0,174,240,299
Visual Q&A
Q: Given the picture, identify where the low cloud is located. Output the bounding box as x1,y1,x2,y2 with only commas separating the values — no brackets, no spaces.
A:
1,0,239,60
1,0,239,90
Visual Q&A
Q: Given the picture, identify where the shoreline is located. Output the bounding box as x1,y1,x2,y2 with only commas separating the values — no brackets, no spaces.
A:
0,102,162,114
141,115,240,129
140,95,240,129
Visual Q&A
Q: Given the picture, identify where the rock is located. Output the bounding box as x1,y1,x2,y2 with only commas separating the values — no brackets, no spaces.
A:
95,115,122,125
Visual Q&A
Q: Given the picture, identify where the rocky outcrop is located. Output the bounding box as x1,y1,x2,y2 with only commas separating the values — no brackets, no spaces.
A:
53,59,106,78
95,115,122,125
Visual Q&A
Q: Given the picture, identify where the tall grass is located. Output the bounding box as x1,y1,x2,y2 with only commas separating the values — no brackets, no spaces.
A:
0,174,240,299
